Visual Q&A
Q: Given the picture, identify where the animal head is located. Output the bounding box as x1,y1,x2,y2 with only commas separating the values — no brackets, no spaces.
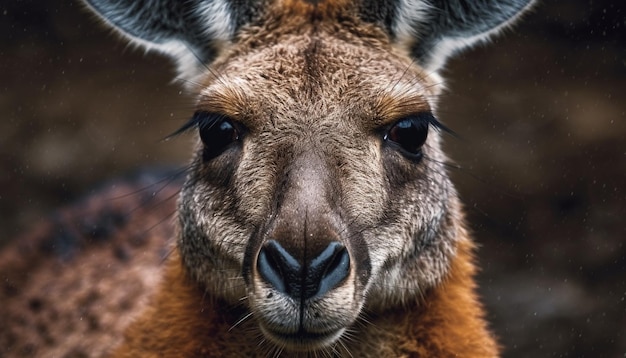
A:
85,0,534,352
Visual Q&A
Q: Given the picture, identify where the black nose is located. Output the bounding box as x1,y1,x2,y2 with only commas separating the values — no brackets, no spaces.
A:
257,240,350,300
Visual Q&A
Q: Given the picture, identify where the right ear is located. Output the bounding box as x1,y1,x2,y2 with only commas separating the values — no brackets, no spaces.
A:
360,0,537,73
83,0,261,80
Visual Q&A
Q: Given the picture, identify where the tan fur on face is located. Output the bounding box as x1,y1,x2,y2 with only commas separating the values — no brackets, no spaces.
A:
2,0,534,355
177,7,459,352
113,224,497,357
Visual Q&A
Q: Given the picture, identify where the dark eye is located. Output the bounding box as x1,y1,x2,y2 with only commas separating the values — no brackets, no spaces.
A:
195,112,241,161
384,113,434,159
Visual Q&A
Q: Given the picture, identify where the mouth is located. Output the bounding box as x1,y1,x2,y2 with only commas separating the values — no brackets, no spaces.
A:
259,324,345,351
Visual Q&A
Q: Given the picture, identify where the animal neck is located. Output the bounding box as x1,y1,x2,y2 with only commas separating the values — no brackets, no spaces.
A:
113,239,498,357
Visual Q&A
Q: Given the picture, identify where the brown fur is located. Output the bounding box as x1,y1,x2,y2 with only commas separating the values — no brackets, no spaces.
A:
280,0,351,16
0,0,532,356
0,173,180,357
1,182,497,357
114,200,497,357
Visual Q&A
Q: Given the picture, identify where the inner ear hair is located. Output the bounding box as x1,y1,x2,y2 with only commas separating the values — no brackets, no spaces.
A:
389,0,537,72
82,0,266,80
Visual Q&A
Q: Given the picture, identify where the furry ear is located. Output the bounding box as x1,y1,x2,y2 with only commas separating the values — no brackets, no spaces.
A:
83,0,261,79
86,0,535,78
361,0,536,72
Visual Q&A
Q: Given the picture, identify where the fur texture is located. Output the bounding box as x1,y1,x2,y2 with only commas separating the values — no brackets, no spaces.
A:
113,215,498,357
83,0,536,78
2,0,535,356
0,171,181,357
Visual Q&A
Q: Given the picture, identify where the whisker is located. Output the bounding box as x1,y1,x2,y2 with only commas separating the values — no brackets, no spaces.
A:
126,184,183,217
160,244,178,265
142,208,178,235
337,337,354,358
229,311,254,331
105,165,190,201
173,76,206,89
183,44,229,89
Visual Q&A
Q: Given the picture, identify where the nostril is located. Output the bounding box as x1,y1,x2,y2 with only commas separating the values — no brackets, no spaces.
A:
257,240,350,301
257,240,300,296
308,243,350,299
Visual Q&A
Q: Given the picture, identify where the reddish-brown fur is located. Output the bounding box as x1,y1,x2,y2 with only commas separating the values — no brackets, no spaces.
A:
0,173,180,357
2,188,497,357
0,0,535,356
112,201,498,357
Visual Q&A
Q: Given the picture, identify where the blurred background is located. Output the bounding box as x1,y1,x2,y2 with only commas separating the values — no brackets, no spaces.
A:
1,0,624,357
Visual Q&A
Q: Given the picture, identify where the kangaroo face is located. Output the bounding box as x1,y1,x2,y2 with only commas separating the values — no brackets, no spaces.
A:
84,0,535,352
177,23,455,350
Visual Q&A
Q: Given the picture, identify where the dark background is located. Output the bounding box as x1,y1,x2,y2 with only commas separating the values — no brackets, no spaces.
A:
1,1,624,357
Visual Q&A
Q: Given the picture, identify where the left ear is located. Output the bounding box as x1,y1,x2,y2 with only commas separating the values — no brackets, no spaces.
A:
362,0,536,72
82,0,264,80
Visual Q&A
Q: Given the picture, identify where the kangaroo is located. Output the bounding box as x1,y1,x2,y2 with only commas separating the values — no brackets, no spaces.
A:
1,0,535,357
